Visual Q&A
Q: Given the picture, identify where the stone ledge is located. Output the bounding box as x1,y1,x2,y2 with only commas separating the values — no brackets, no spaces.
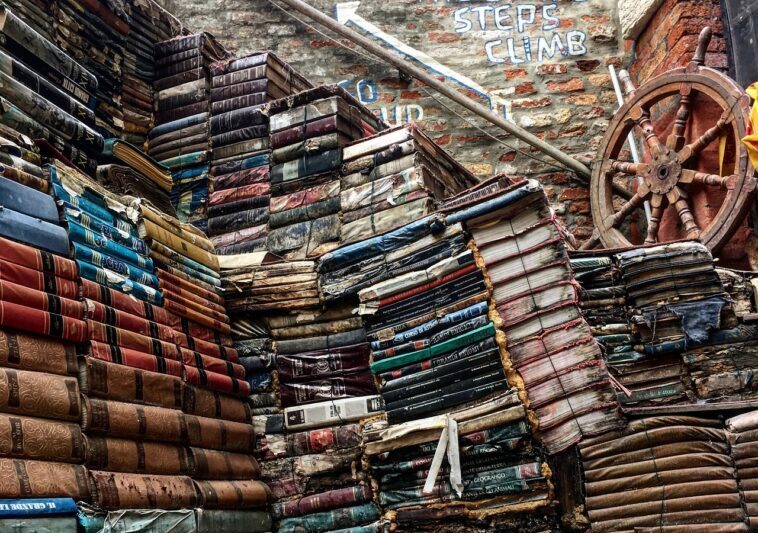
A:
619,0,665,39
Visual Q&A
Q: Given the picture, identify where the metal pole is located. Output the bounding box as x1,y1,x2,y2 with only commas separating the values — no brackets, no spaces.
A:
271,0,593,179
609,65,652,222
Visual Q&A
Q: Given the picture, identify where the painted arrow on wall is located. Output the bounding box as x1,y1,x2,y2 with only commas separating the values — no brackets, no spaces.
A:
335,1,514,119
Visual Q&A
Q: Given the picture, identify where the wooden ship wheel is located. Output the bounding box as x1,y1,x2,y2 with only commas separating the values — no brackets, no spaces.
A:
584,27,757,252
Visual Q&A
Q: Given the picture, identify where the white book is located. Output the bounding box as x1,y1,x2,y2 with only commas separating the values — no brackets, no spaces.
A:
284,395,384,431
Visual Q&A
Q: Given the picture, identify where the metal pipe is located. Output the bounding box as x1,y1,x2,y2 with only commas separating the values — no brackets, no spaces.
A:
270,0,593,179
609,65,652,222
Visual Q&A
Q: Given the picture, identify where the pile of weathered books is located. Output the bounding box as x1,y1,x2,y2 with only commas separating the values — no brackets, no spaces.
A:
207,52,310,255
571,242,758,412
623,243,758,407
148,33,229,230
263,395,384,533
97,137,176,214
358,247,506,425
56,165,202,510
47,159,268,513
122,0,182,147
727,410,758,530
461,179,623,454
579,416,747,532
569,251,652,407
50,0,127,138
316,177,600,530
266,85,383,259
340,124,477,244
2,0,52,40
0,164,90,504
0,6,103,170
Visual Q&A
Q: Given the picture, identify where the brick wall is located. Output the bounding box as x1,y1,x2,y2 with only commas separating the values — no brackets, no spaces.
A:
158,0,625,243
628,0,726,84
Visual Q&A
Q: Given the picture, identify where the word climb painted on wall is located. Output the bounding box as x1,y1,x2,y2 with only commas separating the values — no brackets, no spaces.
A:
339,78,425,126
438,0,589,65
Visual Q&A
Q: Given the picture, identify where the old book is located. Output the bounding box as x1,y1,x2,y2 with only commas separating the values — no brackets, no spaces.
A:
81,398,185,443
0,368,79,421
195,510,271,533
285,395,384,432
90,471,198,510
0,459,89,499
183,385,252,423
278,503,380,533
193,479,270,509
84,436,192,475
78,356,184,409
0,413,82,463
0,6,97,95
185,414,256,453
190,447,260,479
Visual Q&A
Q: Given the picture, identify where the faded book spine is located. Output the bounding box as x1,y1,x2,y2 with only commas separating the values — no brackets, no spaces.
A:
272,485,373,519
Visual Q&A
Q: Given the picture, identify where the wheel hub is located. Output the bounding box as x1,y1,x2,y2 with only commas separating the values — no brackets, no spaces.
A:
645,150,682,194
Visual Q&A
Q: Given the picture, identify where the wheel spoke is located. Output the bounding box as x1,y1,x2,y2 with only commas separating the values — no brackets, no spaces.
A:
607,159,650,176
667,187,701,239
666,84,692,151
580,230,601,251
603,170,636,200
678,112,729,163
680,169,737,189
630,105,664,156
644,196,666,244
604,192,647,229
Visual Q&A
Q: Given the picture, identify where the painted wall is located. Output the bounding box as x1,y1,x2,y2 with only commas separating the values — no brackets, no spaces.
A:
160,0,625,241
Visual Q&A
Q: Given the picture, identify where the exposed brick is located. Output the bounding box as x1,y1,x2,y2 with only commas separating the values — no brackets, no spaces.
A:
499,151,517,163
569,200,591,214
429,32,460,44
559,123,588,138
605,56,624,67
588,74,612,87
309,39,336,49
582,15,610,24
400,90,422,99
434,134,452,146
504,68,528,80
544,172,571,185
578,107,606,119
536,64,568,76
666,17,713,50
379,78,409,90
565,94,598,106
512,97,552,109
547,78,585,93
559,187,590,201
589,24,617,43
706,52,728,70
515,82,537,96
456,135,487,143
335,65,369,76
576,59,601,72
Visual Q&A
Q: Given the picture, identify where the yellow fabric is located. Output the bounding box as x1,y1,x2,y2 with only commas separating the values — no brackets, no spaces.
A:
719,132,726,176
741,82,758,170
